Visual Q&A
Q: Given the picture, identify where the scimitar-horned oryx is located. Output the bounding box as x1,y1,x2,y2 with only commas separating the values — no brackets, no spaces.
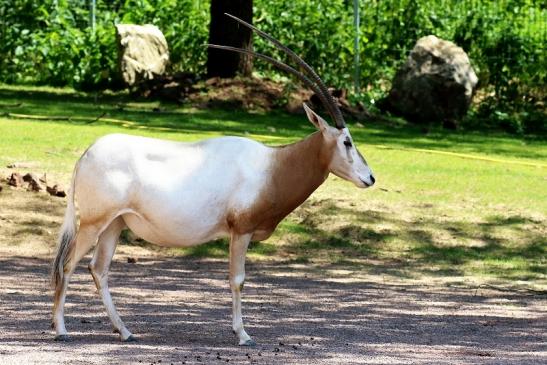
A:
52,14,375,346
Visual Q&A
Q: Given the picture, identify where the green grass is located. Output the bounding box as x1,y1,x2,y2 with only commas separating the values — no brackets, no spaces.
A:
0,84,545,286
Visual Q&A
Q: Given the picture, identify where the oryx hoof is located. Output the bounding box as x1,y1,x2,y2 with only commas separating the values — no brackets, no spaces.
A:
240,339,256,347
122,334,137,343
54,334,72,342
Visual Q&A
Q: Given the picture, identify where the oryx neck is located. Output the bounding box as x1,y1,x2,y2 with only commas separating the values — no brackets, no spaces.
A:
270,131,331,203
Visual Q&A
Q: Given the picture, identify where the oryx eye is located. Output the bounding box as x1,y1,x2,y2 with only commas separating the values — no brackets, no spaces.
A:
343,139,352,148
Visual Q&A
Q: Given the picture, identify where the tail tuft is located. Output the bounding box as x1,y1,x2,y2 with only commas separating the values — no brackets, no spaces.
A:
51,165,78,289
51,230,75,288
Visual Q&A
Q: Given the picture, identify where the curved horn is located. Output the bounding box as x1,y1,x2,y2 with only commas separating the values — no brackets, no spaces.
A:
207,44,336,118
224,13,346,129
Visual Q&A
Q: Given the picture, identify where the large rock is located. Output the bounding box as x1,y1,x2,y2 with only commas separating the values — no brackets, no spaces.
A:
382,35,478,125
116,24,170,86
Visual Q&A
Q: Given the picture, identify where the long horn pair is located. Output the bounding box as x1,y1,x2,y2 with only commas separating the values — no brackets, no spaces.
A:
207,13,346,129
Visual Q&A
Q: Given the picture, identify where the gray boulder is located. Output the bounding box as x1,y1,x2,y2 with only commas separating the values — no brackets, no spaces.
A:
382,35,478,125
116,24,170,86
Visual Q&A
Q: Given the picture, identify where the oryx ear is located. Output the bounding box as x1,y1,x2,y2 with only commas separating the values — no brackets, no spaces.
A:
303,103,329,132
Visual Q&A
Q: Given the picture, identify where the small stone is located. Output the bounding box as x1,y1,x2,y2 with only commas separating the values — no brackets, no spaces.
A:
7,162,31,169
127,257,138,264
55,189,67,198
22,173,37,183
46,185,66,197
22,173,44,192
7,173,23,187
205,77,219,86
27,180,43,192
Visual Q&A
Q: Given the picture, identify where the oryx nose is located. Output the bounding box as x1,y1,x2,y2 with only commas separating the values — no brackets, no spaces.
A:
370,175,376,185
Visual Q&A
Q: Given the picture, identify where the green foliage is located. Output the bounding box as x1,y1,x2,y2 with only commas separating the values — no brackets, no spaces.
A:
453,2,546,134
0,0,208,89
0,0,545,133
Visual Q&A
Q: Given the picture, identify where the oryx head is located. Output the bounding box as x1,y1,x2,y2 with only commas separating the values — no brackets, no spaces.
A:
209,14,375,188
302,103,374,188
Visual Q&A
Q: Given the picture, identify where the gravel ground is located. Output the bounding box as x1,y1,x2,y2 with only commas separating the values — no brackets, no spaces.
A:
0,254,545,365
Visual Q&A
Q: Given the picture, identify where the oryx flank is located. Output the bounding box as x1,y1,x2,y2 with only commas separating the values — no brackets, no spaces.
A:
52,14,375,346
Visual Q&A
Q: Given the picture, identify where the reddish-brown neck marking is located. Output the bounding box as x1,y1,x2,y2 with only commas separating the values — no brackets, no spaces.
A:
230,131,335,238
270,131,332,208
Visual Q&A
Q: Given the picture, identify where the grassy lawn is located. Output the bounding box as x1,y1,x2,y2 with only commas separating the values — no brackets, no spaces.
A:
0,84,545,288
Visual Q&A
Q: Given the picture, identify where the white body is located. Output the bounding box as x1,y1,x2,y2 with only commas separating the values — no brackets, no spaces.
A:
78,134,272,247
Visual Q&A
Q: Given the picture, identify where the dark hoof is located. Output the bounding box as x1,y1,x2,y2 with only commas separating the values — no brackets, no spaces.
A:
123,335,137,342
240,339,256,347
54,334,72,342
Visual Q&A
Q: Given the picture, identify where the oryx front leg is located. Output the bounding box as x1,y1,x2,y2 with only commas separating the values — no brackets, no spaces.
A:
88,217,135,342
229,232,254,346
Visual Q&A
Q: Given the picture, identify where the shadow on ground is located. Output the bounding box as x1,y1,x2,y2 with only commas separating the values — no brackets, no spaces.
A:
0,255,545,364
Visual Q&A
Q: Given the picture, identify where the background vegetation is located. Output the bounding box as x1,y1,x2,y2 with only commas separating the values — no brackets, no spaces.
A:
0,0,545,134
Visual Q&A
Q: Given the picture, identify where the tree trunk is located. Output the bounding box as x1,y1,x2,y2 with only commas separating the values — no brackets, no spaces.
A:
207,0,253,78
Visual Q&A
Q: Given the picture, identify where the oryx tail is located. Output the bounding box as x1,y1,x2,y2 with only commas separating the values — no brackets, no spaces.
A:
51,164,78,288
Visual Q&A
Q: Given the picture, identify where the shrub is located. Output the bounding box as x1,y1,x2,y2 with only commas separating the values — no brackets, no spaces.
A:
0,0,544,134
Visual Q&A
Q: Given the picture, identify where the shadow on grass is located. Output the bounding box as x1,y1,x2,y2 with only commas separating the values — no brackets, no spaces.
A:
1,86,545,158
0,86,314,141
273,199,546,281
4,170,531,282
114,197,546,282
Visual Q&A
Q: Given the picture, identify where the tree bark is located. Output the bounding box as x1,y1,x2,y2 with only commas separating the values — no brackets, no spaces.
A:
207,0,253,78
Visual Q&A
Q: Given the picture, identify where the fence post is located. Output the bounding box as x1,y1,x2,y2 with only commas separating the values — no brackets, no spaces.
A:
353,0,360,95
90,0,96,33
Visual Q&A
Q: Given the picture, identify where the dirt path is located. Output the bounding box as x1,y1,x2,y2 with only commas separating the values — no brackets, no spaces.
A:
0,254,545,365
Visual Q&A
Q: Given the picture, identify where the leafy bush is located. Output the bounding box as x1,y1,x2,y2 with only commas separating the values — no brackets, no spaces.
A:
0,0,544,134
0,0,208,89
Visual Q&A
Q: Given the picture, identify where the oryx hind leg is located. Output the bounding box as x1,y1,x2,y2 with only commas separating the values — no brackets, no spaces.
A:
53,224,101,341
88,216,135,342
